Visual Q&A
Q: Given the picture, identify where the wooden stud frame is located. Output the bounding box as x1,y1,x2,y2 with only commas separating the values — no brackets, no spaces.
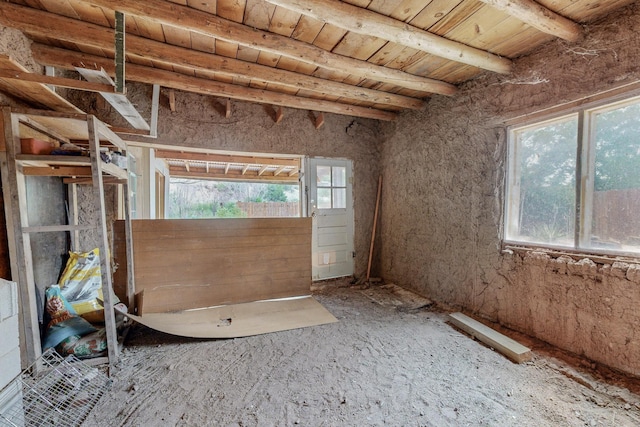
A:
0,108,133,367
87,116,119,364
0,107,41,367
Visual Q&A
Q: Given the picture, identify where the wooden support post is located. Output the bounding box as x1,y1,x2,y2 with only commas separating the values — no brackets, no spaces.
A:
0,108,41,366
123,182,136,310
87,115,119,365
275,106,284,124
225,98,231,118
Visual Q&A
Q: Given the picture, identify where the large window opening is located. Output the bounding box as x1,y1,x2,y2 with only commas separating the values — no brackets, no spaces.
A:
168,179,300,218
153,150,302,219
505,95,640,256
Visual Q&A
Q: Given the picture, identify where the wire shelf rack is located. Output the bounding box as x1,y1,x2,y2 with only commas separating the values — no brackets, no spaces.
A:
0,349,111,427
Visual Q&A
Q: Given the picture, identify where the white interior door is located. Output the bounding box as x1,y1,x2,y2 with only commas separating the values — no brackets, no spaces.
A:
307,158,354,280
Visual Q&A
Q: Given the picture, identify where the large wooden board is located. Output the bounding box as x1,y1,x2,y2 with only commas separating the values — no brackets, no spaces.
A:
118,296,337,338
114,218,312,313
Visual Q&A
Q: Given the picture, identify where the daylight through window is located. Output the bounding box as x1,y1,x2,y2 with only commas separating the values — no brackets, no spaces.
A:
505,95,640,255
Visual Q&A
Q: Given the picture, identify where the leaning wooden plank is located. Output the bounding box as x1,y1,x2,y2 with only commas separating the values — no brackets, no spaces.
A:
76,68,150,131
119,296,338,339
448,312,532,363
0,55,83,114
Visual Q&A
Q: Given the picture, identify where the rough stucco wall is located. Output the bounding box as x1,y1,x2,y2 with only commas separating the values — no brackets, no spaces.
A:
25,176,67,308
0,23,41,106
1,24,66,297
71,88,384,279
379,3,640,376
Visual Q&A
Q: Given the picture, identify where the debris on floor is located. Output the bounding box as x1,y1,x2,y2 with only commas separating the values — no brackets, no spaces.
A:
0,348,111,427
448,312,533,363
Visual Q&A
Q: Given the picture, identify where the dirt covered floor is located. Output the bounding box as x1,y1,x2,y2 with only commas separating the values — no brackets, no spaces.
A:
83,285,640,426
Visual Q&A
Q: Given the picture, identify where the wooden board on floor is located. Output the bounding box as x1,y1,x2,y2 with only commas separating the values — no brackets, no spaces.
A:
448,312,532,363
113,218,312,312
118,296,337,338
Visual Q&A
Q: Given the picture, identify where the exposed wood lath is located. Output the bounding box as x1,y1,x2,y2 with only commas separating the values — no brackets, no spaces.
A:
0,0,634,121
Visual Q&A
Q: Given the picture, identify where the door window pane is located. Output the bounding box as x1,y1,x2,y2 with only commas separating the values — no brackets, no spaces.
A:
317,188,331,209
317,166,331,186
332,167,346,187
333,188,346,209
316,165,347,209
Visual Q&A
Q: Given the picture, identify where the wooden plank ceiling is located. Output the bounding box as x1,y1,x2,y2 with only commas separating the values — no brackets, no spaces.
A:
155,150,301,182
0,0,634,122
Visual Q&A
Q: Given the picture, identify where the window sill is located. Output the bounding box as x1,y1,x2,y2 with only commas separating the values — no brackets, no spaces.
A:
501,242,640,265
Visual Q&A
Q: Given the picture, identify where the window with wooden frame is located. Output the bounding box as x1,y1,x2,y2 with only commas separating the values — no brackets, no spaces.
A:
505,95,640,256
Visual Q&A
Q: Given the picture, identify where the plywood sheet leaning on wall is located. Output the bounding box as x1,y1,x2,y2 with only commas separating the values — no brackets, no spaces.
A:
116,296,337,339
113,218,312,313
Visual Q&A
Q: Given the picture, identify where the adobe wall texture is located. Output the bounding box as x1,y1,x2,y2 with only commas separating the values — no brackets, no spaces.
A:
379,2,640,376
0,24,66,301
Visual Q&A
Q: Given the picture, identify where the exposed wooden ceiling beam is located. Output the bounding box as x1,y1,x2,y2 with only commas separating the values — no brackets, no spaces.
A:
31,45,397,121
0,68,116,93
0,2,420,111
479,0,582,42
81,0,457,96
266,0,512,74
